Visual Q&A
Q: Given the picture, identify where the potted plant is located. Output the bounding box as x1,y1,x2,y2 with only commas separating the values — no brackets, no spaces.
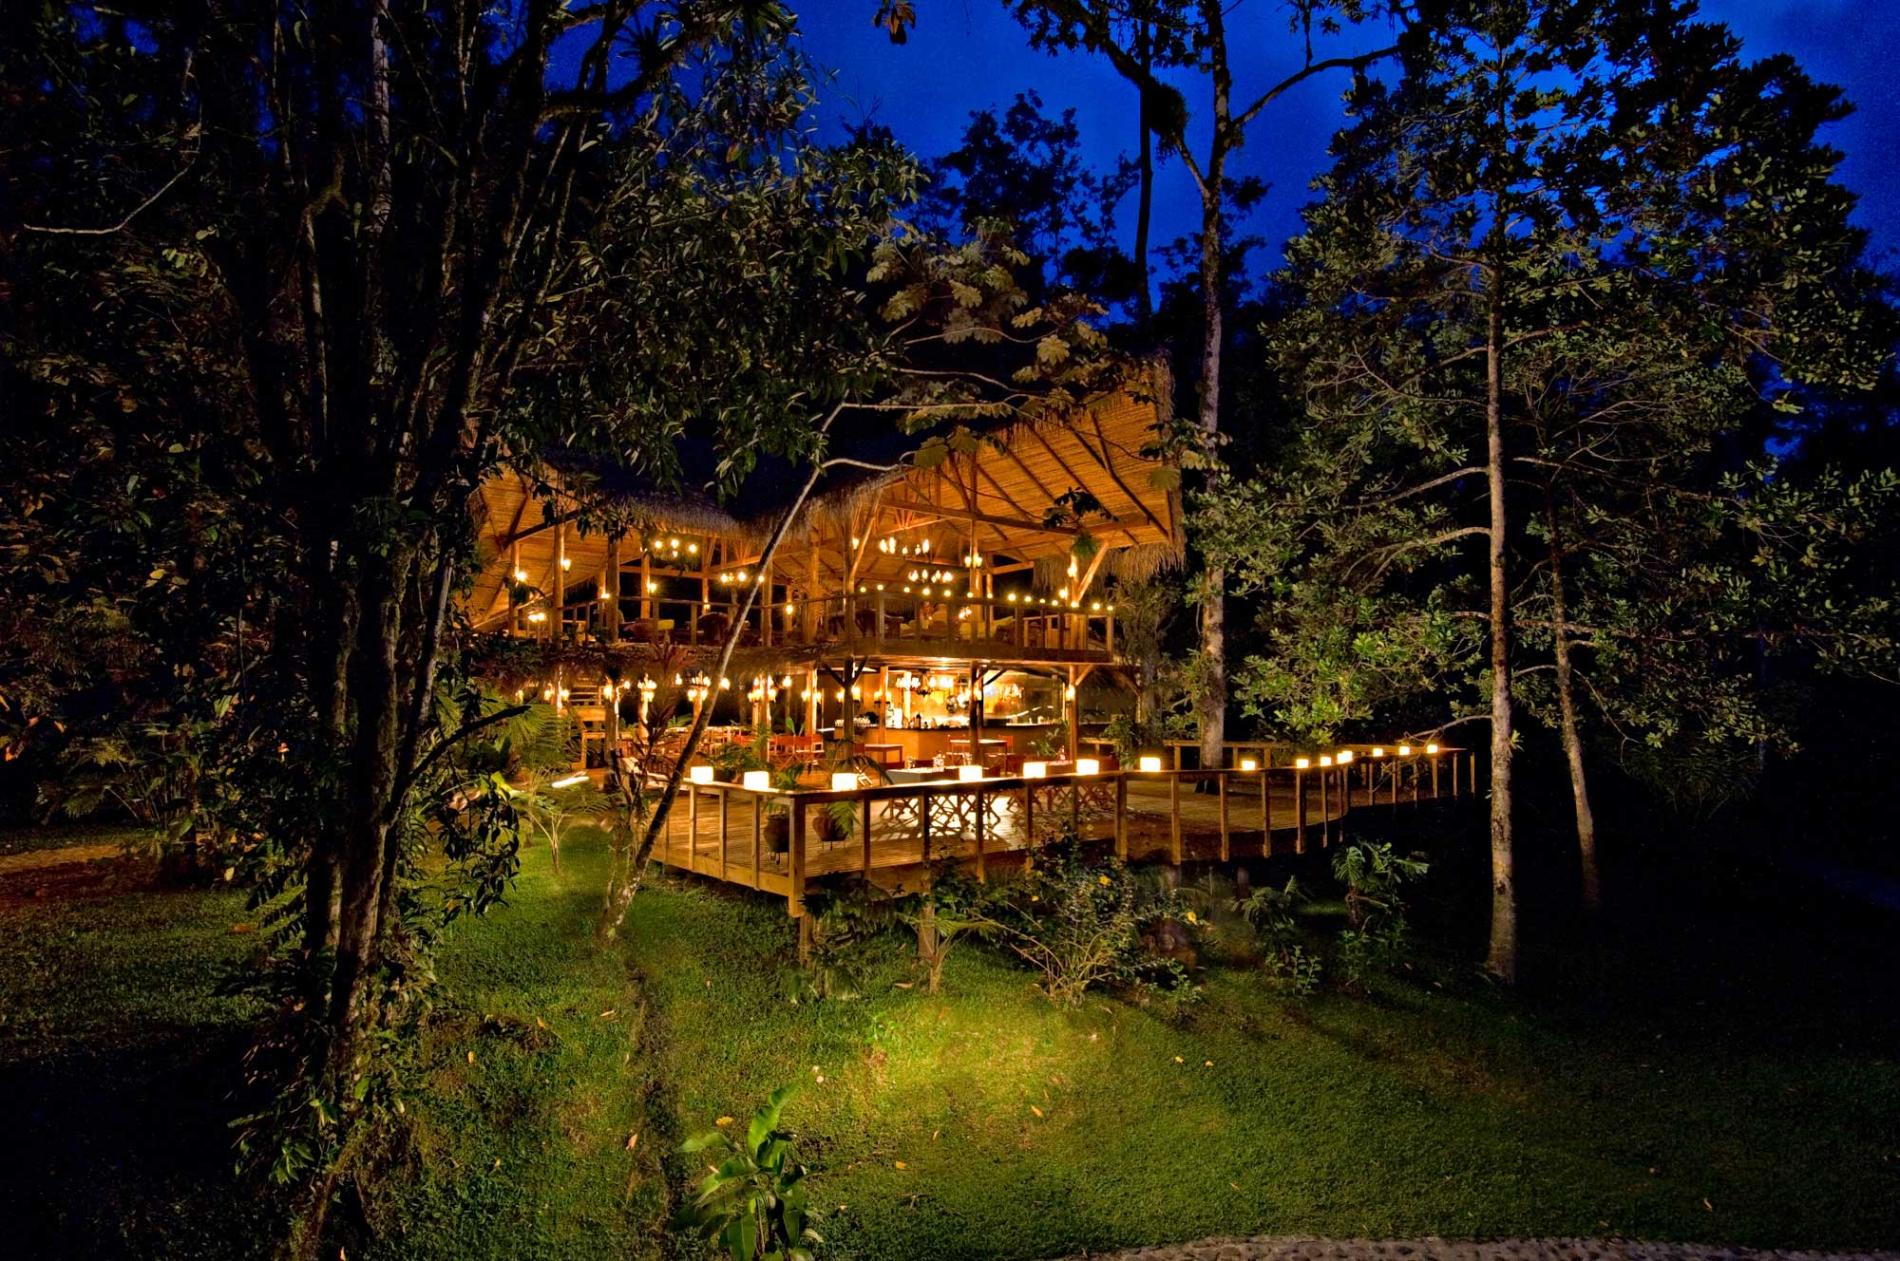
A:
711,737,764,784
761,763,803,856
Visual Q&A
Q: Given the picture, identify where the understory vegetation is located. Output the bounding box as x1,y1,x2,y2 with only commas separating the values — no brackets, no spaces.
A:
5,824,1896,1260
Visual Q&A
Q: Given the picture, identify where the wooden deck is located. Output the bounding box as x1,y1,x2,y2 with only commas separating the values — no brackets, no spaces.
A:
647,754,1474,914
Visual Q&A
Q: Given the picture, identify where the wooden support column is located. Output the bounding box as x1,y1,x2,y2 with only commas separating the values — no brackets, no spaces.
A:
509,539,522,635
605,534,623,642
968,661,983,770
804,546,820,643
549,519,567,642
640,547,653,621
761,563,773,646
1065,666,1079,762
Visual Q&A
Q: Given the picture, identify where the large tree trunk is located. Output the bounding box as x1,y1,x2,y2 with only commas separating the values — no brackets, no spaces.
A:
1133,13,1154,331
1193,164,1227,776
1482,271,1518,984
1545,505,1601,912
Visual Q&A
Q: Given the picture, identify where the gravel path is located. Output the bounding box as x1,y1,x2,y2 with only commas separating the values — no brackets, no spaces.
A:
1056,1238,1897,1261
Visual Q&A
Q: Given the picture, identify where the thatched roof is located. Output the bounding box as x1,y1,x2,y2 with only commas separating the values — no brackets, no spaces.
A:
466,371,1181,627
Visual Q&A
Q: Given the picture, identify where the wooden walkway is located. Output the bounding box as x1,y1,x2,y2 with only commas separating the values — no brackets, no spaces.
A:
649,754,1474,915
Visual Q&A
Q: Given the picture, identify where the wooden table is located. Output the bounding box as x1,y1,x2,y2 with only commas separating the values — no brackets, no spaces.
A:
862,742,904,769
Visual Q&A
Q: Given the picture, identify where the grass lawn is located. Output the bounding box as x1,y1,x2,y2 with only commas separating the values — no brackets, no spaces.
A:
1,822,1896,1258
624,857,1900,1258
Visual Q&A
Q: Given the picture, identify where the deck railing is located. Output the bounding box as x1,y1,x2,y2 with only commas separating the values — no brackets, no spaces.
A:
648,749,1472,918
520,590,1118,659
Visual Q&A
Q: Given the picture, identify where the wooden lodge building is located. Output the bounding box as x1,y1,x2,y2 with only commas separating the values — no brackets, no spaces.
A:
462,385,1469,917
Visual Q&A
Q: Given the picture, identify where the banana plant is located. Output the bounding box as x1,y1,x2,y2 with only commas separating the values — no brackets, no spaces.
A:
676,1086,820,1261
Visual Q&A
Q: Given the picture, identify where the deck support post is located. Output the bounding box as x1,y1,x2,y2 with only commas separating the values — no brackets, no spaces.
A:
686,785,698,874
1320,769,1330,847
788,800,807,918
1430,755,1440,798
1168,773,1183,866
1217,772,1230,863
1294,768,1307,854
718,789,728,880
1113,775,1128,860
1260,767,1271,858
861,794,873,875
974,786,987,882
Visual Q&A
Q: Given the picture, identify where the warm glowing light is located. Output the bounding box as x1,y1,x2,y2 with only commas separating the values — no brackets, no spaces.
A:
958,764,984,782
830,772,858,791
1426,742,1440,755
742,770,772,792
1319,755,1334,767
1337,750,1354,764
688,765,714,784
1075,758,1100,776
527,610,547,623
560,556,572,570
512,568,528,583
1138,755,1163,773
1371,746,1385,757
1295,757,1311,770
1399,744,1413,756
1024,761,1048,778
1239,757,1259,773
551,773,589,789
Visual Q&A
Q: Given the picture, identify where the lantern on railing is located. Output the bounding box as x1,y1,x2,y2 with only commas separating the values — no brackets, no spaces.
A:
1138,755,1163,773
742,770,771,792
689,765,714,784
1075,758,1100,776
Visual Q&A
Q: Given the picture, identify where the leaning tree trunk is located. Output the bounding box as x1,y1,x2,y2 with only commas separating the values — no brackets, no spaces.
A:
1544,502,1600,912
596,414,851,943
1482,268,1518,985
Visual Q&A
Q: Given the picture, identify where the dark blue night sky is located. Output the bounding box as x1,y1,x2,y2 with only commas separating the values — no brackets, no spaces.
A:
788,0,1900,273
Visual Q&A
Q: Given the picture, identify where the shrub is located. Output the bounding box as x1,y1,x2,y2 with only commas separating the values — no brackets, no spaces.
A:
1235,877,1321,995
677,1085,821,1261
1330,840,1428,990
900,870,989,995
980,839,1198,1007
790,882,895,1002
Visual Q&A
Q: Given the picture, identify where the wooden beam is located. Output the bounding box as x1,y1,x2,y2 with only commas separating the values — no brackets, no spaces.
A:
993,430,1146,549
1017,425,1147,548
877,498,1120,542
1081,410,1172,538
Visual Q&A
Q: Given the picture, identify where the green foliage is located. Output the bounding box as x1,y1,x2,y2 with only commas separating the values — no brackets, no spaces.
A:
1331,841,1428,990
977,838,1197,1006
677,1086,821,1261
792,883,896,1003
899,870,991,995
1235,878,1320,995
